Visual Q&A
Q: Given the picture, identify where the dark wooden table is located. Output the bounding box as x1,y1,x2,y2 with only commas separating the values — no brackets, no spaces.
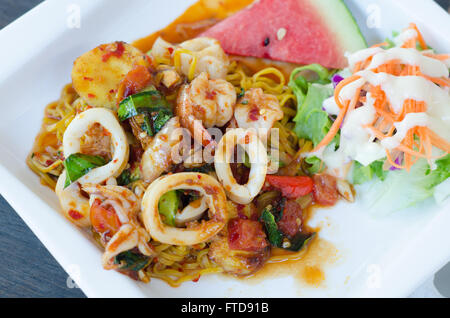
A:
0,0,449,298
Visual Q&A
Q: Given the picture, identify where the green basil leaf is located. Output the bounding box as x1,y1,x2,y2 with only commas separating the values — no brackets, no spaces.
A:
286,232,315,252
118,90,170,121
63,153,106,188
260,206,283,247
114,250,150,271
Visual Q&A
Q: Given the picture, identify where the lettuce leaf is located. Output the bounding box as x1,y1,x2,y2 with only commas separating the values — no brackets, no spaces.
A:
352,160,388,185
289,65,337,148
304,156,325,174
359,155,450,214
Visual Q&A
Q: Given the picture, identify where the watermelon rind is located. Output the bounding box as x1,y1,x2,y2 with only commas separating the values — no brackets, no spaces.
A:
310,0,367,53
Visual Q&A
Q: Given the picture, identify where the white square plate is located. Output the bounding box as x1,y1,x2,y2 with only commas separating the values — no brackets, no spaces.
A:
0,0,449,297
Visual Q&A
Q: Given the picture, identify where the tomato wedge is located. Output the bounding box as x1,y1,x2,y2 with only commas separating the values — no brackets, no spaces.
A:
265,175,314,199
90,198,122,237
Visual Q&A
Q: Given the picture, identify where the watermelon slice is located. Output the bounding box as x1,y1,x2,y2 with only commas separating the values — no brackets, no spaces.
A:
201,0,367,69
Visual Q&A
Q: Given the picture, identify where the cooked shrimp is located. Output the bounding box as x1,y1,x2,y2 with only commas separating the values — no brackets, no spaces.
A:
214,128,268,204
55,108,128,226
234,88,284,140
82,184,154,269
72,41,150,109
151,37,229,80
140,117,181,183
141,172,228,245
176,72,236,147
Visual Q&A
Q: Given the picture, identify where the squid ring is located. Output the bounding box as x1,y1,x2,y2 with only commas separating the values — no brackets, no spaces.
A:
141,172,228,245
63,108,129,183
55,108,128,226
214,128,268,204
55,171,91,227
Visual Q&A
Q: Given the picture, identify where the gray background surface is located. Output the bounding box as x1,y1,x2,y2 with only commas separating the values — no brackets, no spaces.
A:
0,0,449,298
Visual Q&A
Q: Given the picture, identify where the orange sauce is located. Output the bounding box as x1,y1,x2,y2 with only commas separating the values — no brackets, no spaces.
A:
243,237,338,290
132,0,254,52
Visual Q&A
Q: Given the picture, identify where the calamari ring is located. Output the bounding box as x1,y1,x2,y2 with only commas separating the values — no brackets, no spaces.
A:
63,108,129,183
55,108,128,226
55,171,91,227
141,172,228,245
214,128,268,204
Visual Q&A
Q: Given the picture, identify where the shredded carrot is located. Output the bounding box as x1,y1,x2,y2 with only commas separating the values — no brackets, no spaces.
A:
312,23,449,171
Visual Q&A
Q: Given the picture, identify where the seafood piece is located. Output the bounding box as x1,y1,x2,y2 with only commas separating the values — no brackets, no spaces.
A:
151,37,229,79
55,108,129,226
234,88,283,140
209,218,269,276
175,197,209,227
83,184,153,269
140,117,181,183
72,41,150,109
176,72,236,147
141,172,228,245
214,128,268,204
63,108,129,183
55,171,91,227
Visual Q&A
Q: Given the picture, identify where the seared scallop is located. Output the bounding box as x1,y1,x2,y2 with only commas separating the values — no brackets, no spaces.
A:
72,41,150,109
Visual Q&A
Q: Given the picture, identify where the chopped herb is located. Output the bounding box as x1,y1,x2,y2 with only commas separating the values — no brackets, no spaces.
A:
114,250,150,271
117,166,141,186
63,153,106,188
260,205,283,247
286,232,315,252
260,202,314,252
237,88,245,99
118,89,173,136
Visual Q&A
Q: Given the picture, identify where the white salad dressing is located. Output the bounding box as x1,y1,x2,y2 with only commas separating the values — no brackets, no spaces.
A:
310,94,386,177
323,96,340,115
346,47,383,70
311,39,450,177
380,113,429,149
367,47,449,78
393,29,418,47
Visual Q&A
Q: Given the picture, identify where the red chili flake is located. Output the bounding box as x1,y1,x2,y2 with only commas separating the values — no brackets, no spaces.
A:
197,175,202,179
192,276,201,283
45,160,54,166
109,89,116,94
205,90,216,100
68,209,83,220
101,41,125,62
248,107,259,121
113,159,118,163
168,47,174,54
88,93,96,98
244,134,251,144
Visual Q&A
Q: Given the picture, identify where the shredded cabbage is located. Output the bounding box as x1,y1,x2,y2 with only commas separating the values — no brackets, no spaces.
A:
358,155,450,214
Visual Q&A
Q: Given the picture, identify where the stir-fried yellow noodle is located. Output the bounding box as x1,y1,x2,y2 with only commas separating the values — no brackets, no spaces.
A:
147,242,223,287
27,84,81,189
